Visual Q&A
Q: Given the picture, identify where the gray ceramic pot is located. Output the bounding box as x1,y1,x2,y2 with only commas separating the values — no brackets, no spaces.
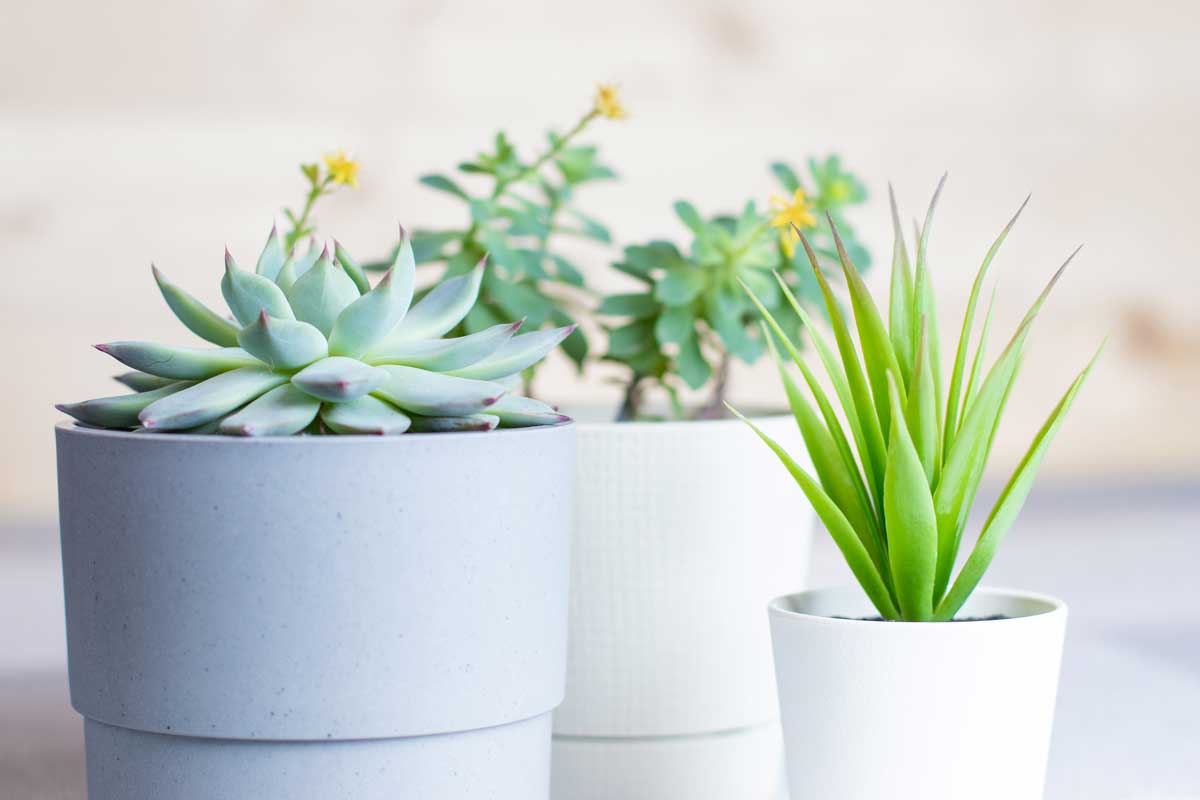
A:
55,421,575,799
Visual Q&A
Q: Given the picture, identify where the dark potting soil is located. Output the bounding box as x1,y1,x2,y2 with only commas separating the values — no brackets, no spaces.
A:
833,615,1010,622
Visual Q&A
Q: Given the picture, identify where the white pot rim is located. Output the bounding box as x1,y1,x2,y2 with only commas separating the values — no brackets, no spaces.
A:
769,586,1067,628
574,411,790,434
55,418,573,444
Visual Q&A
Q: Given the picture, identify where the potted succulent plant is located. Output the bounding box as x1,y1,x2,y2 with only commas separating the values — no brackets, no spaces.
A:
552,157,873,800
54,218,576,799
735,176,1100,800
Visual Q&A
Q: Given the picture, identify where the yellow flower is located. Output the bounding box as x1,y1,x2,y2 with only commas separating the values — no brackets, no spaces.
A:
770,189,817,257
593,83,628,120
323,150,360,188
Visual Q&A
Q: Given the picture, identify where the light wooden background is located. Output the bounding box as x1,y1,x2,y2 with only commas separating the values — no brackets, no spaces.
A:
2,0,1197,523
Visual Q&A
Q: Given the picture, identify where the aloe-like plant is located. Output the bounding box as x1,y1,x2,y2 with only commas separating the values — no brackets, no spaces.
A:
734,176,1102,621
57,226,573,436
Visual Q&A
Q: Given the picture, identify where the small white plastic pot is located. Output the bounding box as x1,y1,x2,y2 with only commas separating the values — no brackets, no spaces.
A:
769,586,1068,800
553,414,811,800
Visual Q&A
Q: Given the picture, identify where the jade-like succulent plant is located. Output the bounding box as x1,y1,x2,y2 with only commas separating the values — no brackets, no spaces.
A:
57,226,574,436
735,176,1101,621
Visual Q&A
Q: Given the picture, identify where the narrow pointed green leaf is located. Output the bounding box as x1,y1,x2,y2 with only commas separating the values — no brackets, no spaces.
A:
368,321,521,371
57,381,194,429
274,253,298,294
906,319,940,485
883,377,938,621
222,248,294,325
286,245,360,336
219,383,321,436
729,406,899,620
912,175,946,439
489,394,571,427
943,195,1029,457
320,395,412,435
138,367,287,430
95,341,259,379
828,213,905,437
935,345,1102,620
236,311,327,371
797,231,888,511
960,285,998,428
255,224,288,281
152,265,239,346
390,258,485,341
327,264,415,359
374,365,506,417
446,324,574,381
114,372,175,392
332,239,371,295
887,184,915,385
408,413,500,433
291,356,387,402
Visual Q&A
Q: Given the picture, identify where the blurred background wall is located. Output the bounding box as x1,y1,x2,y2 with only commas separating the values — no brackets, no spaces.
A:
2,0,1197,525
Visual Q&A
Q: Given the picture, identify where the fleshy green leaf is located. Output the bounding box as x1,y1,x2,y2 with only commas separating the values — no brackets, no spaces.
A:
139,367,287,430
676,333,711,389
236,311,328,371
291,356,387,402
960,286,999,428
255,224,288,281
407,413,500,433
389,258,485,341
320,395,412,435
367,321,520,371
95,342,259,379
327,262,414,359
911,175,947,433
886,185,915,386
374,365,506,417
419,174,469,200
906,320,940,485
219,383,321,436
447,325,574,381
488,394,570,427
286,245,360,336
332,240,372,295
114,372,175,392
597,293,658,319
56,381,194,429
655,268,706,306
729,406,899,620
935,345,1102,620
883,377,938,621
221,249,295,325
654,305,693,345
673,200,705,233
152,266,240,347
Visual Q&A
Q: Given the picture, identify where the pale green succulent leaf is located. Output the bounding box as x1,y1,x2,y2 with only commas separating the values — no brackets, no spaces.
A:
935,345,1102,620
729,405,899,621
152,266,240,347
291,356,387,402
236,312,328,371
114,372,175,392
446,324,574,381
255,225,288,281
408,413,500,433
291,238,322,279
332,240,371,295
367,321,521,371
327,264,416,358
374,365,506,417
96,342,259,379
274,253,298,294
389,259,485,341
57,381,194,429
320,395,412,435
943,195,1028,456
220,383,321,437
286,246,360,336
488,394,570,427
222,251,294,325
883,377,938,621
138,367,287,430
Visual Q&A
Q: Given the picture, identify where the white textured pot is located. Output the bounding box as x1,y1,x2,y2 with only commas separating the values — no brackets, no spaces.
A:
552,414,811,800
770,587,1068,800
55,422,575,800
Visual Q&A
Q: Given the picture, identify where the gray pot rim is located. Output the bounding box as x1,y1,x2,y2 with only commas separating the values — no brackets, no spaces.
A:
56,418,573,444
769,586,1067,627
575,411,789,434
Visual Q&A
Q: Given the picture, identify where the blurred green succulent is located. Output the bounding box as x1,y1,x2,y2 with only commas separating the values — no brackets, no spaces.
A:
600,156,870,420
736,176,1101,621
363,86,626,392
57,226,573,436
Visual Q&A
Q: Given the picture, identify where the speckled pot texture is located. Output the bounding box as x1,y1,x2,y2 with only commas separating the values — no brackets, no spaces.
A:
55,421,575,799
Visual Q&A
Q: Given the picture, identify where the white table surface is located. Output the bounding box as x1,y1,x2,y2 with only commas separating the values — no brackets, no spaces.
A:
2,482,1197,799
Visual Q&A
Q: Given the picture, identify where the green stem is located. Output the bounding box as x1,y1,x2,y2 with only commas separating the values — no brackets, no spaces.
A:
285,177,332,253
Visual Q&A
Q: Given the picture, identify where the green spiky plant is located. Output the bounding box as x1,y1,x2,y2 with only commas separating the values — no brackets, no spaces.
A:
57,225,573,436
733,176,1102,621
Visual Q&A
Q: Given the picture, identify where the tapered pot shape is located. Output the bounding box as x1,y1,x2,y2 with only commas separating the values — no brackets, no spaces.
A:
552,414,812,800
55,422,575,800
770,587,1068,800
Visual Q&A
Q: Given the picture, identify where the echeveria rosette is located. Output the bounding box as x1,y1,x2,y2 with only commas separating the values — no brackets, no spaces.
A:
734,175,1102,622
57,225,574,436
